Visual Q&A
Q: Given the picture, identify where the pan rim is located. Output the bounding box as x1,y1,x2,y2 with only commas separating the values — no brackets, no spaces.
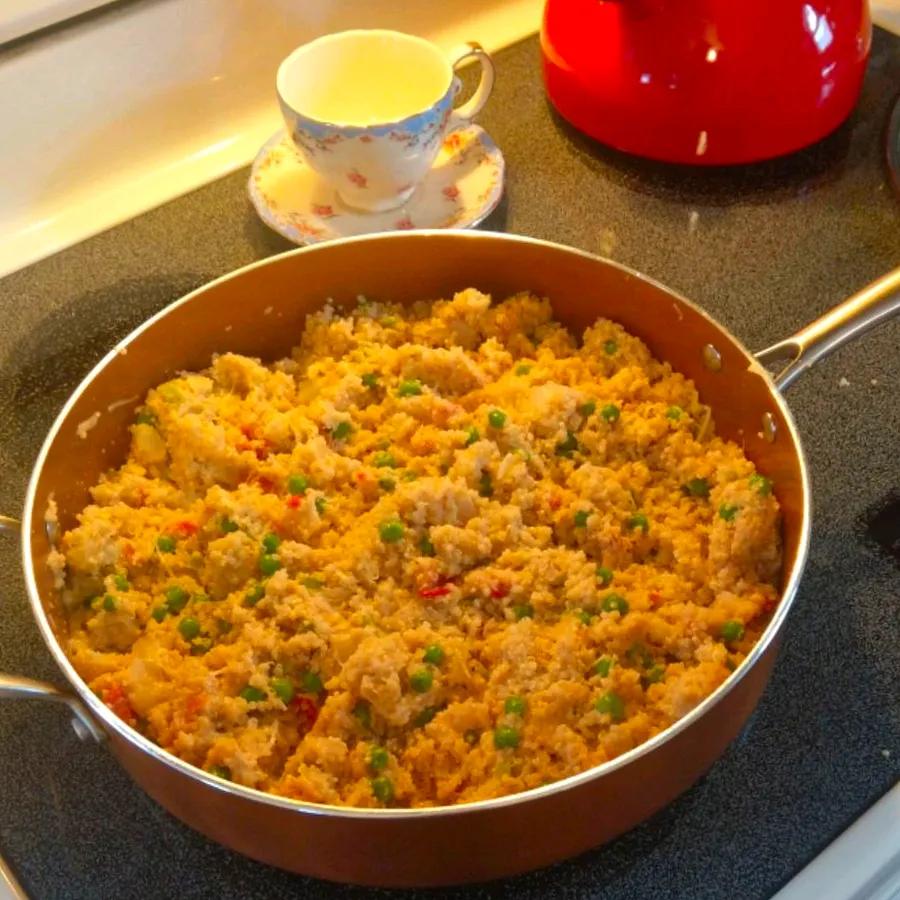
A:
21,229,811,820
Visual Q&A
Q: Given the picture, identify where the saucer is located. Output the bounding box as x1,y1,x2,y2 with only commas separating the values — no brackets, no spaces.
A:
248,124,505,244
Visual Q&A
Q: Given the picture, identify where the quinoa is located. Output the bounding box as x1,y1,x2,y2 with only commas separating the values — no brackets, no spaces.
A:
59,289,781,808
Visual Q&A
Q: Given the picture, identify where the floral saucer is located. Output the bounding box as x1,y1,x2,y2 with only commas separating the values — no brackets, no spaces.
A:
248,124,504,244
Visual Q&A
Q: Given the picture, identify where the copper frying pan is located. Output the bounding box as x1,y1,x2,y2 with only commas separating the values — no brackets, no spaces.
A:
1,232,898,887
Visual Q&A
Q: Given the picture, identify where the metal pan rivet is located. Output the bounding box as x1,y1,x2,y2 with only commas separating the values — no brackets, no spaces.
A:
702,344,722,371
762,412,777,442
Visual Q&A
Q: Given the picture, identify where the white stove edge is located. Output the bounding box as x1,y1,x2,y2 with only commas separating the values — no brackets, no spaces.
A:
774,781,900,900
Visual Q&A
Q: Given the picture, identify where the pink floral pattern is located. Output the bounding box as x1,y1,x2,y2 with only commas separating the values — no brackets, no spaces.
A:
442,185,460,201
395,216,414,230
312,204,335,217
347,170,368,188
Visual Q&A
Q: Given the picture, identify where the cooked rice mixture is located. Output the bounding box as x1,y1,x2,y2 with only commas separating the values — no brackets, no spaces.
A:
59,289,781,808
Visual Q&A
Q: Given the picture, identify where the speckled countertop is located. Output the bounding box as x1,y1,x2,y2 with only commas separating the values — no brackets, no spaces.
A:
1,31,899,900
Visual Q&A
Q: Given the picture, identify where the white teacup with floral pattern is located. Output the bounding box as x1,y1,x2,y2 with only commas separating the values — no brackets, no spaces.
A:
276,30,494,213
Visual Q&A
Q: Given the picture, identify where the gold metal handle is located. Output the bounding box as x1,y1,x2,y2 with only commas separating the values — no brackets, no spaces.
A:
756,267,900,391
0,674,105,743
0,514,18,534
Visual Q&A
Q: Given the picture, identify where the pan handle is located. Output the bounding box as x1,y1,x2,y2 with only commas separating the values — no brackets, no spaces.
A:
0,673,106,742
755,267,900,391
0,513,105,743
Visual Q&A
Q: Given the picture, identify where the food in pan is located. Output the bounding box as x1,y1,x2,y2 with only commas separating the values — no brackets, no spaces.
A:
56,289,781,808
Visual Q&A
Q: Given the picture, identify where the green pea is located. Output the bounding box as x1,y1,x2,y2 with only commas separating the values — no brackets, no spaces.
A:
259,554,281,576
555,431,578,458
239,685,266,703
574,510,590,528
464,729,480,745
397,379,423,397
287,474,309,495
595,691,625,722
219,516,239,533
682,478,710,498
315,496,328,515
666,406,683,420
114,574,130,592
478,472,494,498
371,775,394,804
352,700,372,728
718,504,740,522
178,617,200,640
380,315,398,327
331,421,352,441
578,609,594,625
102,594,117,612
504,696,527,716
303,576,324,590
515,364,532,375
720,620,745,642
578,400,596,417
300,671,324,694
401,470,419,482
423,644,445,666
596,566,614,587
135,409,158,426
419,535,436,557
464,426,480,446
604,339,618,355
594,657,613,677
601,593,629,616
378,477,396,493
601,404,620,423
410,669,433,693
261,532,281,553
156,535,176,554
216,618,233,634
414,706,439,727
244,582,265,607
361,372,379,388
749,474,773,496
493,726,520,749
488,409,507,429
379,519,404,543
643,665,665,686
208,765,231,780
513,604,534,620
270,677,295,704
626,512,649,533
373,451,396,468
165,586,189,613
151,606,168,623
368,746,389,772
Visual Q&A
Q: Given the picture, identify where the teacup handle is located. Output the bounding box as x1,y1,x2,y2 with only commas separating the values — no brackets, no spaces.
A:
448,42,495,122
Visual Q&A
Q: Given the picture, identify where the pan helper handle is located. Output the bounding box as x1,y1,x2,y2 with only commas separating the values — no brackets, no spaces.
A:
0,514,105,742
0,673,105,742
756,267,900,391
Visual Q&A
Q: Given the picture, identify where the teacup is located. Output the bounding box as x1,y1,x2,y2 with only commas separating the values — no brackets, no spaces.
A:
276,29,494,213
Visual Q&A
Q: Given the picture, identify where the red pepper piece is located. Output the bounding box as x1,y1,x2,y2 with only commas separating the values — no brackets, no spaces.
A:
292,695,319,732
649,591,662,607
419,585,451,598
286,495,301,509
173,520,198,536
490,583,510,599
102,682,137,727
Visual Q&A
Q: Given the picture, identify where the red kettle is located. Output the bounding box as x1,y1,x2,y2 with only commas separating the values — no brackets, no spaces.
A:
541,0,872,164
